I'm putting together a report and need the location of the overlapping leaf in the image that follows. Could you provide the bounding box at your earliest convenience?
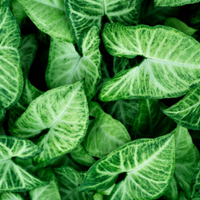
[100,23,200,101]
[17,0,74,42]
[0,192,24,200]
[154,0,200,7]
[79,133,175,200]
[191,161,200,199]
[9,81,89,164]
[46,26,101,100]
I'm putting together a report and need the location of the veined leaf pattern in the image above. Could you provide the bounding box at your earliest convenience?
[79,133,175,200]
[154,0,200,7]
[191,161,200,199]
[100,23,200,101]
[0,192,24,200]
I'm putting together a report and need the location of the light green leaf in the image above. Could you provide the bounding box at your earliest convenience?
[162,86,200,130]
[154,0,200,7]
[70,144,96,167]
[10,81,88,164]
[46,26,101,100]
[93,193,103,200]
[9,79,43,127]
[0,7,23,119]
[17,0,74,42]
[65,0,141,42]
[0,136,46,192]
[133,99,176,138]
[191,161,200,200]
[54,166,93,200]
[20,34,38,78]
[84,101,131,158]
[165,17,197,36]
[0,192,24,200]
[173,126,199,198]
[163,177,179,200]
[29,168,61,200]
[100,23,200,101]
[79,133,175,200]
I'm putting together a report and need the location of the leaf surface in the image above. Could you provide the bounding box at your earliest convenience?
[100,23,200,101]
[0,192,24,200]
[191,161,200,200]
[154,0,200,7]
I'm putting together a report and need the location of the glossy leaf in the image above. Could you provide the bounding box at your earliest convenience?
[29,168,61,200]
[17,0,74,42]
[65,0,141,42]
[46,26,101,100]
[0,136,46,192]
[133,99,176,138]
[84,102,131,158]
[100,23,200,101]
[0,7,23,119]
[10,81,89,164]
[0,192,24,200]
[163,86,200,130]
[191,161,200,200]
[54,166,93,200]
[79,133,175,200]
[154,0,200,7]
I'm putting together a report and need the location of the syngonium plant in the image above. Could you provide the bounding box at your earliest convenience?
[0,0,200,199]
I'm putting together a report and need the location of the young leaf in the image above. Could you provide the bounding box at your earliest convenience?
[164,17,197,36]
[0,136,46,192]
[54,166,93,200]
[133,99,176,138]
[65,0,141,42]
[154,0,200,7]
[29,168,61,200]
[84,102,131,158]
[0,192,24,200]
[79,133,175,200]
[191,161,200,199]
[9,79,43,127]
[100,23,200,101]
[17,0,74,42]
[162,86,200,130]
[46,26,101,100]
[10,81,89,164]
[0,6,23,120]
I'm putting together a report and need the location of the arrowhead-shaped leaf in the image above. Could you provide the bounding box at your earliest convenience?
[154,0,200,7]
[10,81,89,164]
[79,133,175,200]
[162,86,200,130]
[100,23,200,101]
[0,7,23,119]
[46,26,101,100]
[17,0,74,42]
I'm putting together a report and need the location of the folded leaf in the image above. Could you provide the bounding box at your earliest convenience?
[79,133,175,200]
[54,166,93,200]
[46,26,101,100]
[84,102,131,158]
[29,168,61,200]
[17,0,74,42]
[10,81,88,164]
[163,86,200,130]
[100,23,200,101]
[65,0,141,42]
[0,6,23,119]
[0,192,24,200]
[191,161,200,200]
[154,0,200,7]
[0,136,46,192]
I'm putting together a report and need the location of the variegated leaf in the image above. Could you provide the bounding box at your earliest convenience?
[154,0,200,7]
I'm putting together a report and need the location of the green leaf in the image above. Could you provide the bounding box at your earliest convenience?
[9,79,43,127]
[173,126,199,198]
[46,26,101,100]
[0,192,24,200]
[70,144,96,167]
[163,177,179,200]
[79,133,175,200]
[191,161,200,200]
[154,0,200,7]
[54,166,93,200]
[10,81,88,164]
[84,101,131,158]
[65,0,141,42]
[0,7,23,119]
[20,34,38,78]
[0,136,46,192]
[164,17,197,36]
[133,99,176,138]
[162,86,200,130]
[17,0,74,42]
[113,57,132,74]
[29,168,61,200]
[93,193,103,200]
[100,23,200,101]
